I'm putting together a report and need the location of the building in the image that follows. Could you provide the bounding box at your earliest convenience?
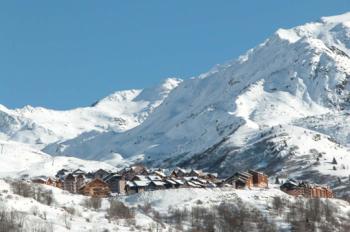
[79,179,111,198]
[147,181,166,191]
[152,170,167,179]
[104,174,126,194]
[189,169,204,177]
[45,177,56,187]
[75,174,85,191]
[32,177,48,185]
[249,170,269,188]
[225,172,254,189]
[55,179,64,189]
[170,168,189,178]
[119,165,149,181]
[126,180,149,194]
[280,180,334,198]
[64,174,77,193]
[94,169,110,179]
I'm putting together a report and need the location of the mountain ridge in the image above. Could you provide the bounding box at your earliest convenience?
[2,13,350,196]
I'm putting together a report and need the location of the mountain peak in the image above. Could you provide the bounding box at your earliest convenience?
[321,11,350,23]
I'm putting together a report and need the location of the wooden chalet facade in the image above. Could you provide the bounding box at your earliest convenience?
[119,165,149,181]
[225,172,254,189]
[79,179,111,198]
[280,180,334,198]
[249,170,268,188]
[225,170,269,189]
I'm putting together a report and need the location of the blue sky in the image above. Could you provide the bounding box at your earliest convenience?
[0,1,348,109]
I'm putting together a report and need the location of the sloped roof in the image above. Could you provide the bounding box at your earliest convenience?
[186,181,201,187]
[171,178,184,185]
[151,181,165,186]
[126,181,135,188]
[147,175,162,181]
[165,179,177,185]
[104,173,122,182]
[134,180,150,187]
[153,171,166,178]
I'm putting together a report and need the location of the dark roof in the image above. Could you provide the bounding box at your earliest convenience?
[65,174,75,180]
[73,169,86,175]
[248,169,267,176]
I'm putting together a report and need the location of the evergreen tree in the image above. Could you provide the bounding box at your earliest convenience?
[275,177,280,185]
[332,157,338,165]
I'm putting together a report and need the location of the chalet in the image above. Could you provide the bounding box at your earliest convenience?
[190,169,204,177]
[79,179,111,198]
[46,177,55,186]
[119,165,149,181]
[225,172,254,189]
[147,175,163,182]
[280,179,300,196]
[249,170,268,188]
[170,168,188,178]
[76,174,85,190]
[184,181,202,188]
[94,169,110,179]
[55,179,64,189]
[206,173,219,181]
[64,174,77,193]
[32,177,47,185]
[172,178,185,187]
[164,179,178,189]
[152,170,167,179]
[125,181,137,194]
[147,181,166,191]
[104,174,126,194]
[126,180,149,194]
[280,180,334,198]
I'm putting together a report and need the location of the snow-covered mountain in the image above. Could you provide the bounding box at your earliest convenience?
[2,12,350,196]
[0,78,182,149]
[42,12,350,194]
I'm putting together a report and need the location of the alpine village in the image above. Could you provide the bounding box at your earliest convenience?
[30,165,334,199]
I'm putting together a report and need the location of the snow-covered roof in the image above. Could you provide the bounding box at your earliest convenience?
[151,181,165,186]
[165,179,177,185]
[147,175,162,181]
[153,171,166,178]
[134,175,149,181]
[186,181,200,187]
[183,176,198,181]
[104,173,122,182]
[134,180,150,187]
[196,178,207,184]
[126,181,135,187]
[171,178,184,185]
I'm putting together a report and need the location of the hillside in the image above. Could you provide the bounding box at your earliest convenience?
[40,12,350,196]
[0,140,118,178]
[0,180,349,231]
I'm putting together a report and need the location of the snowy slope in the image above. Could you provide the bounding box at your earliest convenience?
[0,78,181,149]
[47,11,350,182]
[0,140,118,178]
[1,181,348,232]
